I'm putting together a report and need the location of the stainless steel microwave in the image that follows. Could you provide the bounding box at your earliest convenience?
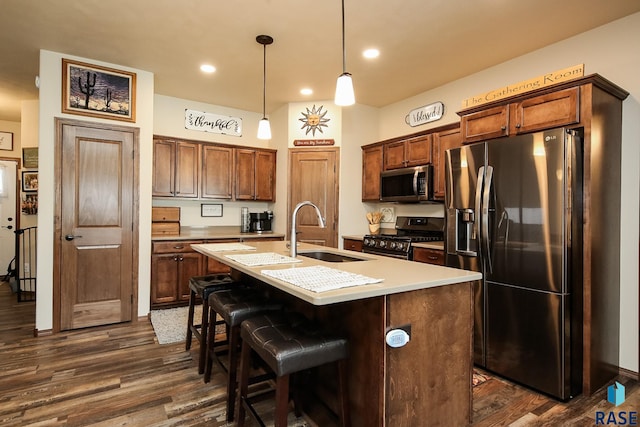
[380,165,433,202]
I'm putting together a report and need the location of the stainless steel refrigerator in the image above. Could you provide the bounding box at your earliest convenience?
[445,127,583,400]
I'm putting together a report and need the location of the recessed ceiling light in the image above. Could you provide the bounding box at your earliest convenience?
[200,64,216,73]
[300,88,313,95]
[363,48,380,59]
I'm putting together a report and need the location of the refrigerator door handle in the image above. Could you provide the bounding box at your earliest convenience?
[483,165,494,273]
[474,166,484,255]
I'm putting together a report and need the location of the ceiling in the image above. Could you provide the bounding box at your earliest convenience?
[1,0,639,122]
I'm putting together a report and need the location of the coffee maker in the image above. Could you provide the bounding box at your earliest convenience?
[249,211,273,233]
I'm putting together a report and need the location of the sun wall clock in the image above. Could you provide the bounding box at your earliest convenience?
[299,104,330,136]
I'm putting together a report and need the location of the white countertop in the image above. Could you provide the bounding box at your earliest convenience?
[192,241,481,306]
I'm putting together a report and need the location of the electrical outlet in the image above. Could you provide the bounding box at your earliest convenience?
[24,263,29,274]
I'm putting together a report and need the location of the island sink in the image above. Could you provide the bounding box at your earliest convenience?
[298,251,366,263]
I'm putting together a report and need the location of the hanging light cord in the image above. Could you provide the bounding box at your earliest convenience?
[262,43,267,118]
[341,0,347,74]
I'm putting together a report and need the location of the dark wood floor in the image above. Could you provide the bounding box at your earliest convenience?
[0,282,637,426]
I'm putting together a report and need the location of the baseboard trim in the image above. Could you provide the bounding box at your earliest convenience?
[619,366,639,381]
[35,328,53,337]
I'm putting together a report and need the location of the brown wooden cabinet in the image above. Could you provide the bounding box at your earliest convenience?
[152,137,199,198]
[412,247,444,265]
[343,238,363,252]
[362,145,383,201]
[432,126,462,200]
[235,148,276,201]
[201,145,233,199]
[151,240,204,308]
[384,134,432,170]
[460,87,579,143]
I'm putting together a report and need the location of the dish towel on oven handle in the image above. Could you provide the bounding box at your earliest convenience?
[261,265,383,293]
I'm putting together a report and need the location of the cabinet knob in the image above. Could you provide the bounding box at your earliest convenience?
[501,126,507,131]
[515,124,521,129]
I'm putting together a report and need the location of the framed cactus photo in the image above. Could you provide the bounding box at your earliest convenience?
[62,59,136,122]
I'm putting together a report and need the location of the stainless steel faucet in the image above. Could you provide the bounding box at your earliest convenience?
[290,201,326,257]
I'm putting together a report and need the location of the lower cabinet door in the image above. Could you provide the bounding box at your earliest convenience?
[178,252,204,302]
[151,254,180,305]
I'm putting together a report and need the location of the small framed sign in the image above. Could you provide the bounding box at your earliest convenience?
[0,131,13,151]
[23,147,38,168]
[201,203,223,217]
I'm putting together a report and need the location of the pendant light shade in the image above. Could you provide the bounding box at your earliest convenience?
[257,117,272,140]
[256,35,273,140]
[335,0,355,106]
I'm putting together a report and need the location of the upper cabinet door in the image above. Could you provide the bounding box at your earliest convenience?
[254,150,276,201]
[432,128,461,200]
[174,141,199,198]
[405,134,432,167]
[461,105,509,144]
[152,138,175,197]
[235,149,256,200]
[513,87,579,134]
[201,145,233,199]
[362,145,383,201]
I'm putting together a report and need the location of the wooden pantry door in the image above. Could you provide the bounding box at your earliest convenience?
[55,119,139,331]
[288,148,339,247]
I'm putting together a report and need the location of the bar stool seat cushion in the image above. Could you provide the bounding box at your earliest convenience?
[209,288,282,327]
[189,274,236,299]
[241,312,348,377]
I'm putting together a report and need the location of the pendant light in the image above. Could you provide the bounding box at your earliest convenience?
[257,34,273,139]
[334,0,355,106]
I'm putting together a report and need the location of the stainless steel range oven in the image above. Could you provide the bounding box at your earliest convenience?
[362,216,444,260]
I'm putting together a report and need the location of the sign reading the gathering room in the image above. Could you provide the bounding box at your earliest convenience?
[184,109,242,137]
[461,64,585,108]
[405,101,444,127]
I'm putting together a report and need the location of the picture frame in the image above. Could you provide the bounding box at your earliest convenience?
[201,203,223,217]
[62,58,136,122]
[22,171,38,192]
[22,147,38,168]
[0,131,13,151]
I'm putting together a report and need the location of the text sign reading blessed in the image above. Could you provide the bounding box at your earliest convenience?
[461,64,585,109]
[405,101,444,127]
[185,109,242,136]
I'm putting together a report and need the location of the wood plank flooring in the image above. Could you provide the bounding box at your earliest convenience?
[0,281,637,426]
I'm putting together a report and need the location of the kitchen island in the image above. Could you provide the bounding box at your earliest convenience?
[192,241,482,426]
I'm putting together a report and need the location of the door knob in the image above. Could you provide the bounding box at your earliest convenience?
[65,235,83,241]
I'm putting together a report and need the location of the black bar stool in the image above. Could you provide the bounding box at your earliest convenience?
[185,274,236,374]
[237,312,350,427]
[205,287,283,422]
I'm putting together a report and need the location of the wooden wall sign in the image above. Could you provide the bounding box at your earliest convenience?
[185,109,242,137]
[293,139,335,146]
[461,64,585,109]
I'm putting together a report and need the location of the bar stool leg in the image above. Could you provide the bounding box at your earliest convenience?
[225,325,241,422]
[237,340,252,427]
[197,297,210,374]
[274,374,290,427]
[337,359,351,427]
[185,289,196,351]
[203,305,217,383]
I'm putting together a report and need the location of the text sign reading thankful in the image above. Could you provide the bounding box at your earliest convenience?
[405,101,444,127]
[461,64,585,108]
[185,109,242,137]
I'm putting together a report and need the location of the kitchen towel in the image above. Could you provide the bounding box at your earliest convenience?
[261,265,383,292]
[198,243,256,252]
[224,252,301,266]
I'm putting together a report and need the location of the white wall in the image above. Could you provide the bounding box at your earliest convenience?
[37,50,155,328]
[374,13,640,372]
